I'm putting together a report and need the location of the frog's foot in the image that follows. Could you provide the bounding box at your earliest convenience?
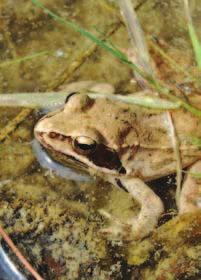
[102,177,164,240]
[99,209,132,240]
[179,161,201,213]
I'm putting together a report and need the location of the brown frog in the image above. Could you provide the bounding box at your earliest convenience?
[34,86,201,239]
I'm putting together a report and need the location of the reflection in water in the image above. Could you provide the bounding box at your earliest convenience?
[32,139,91,182]
[0,246,26,280]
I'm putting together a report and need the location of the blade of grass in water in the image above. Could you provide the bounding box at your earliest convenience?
[187,136,201,148]
[0,51,49,68]
[90,92,181,109]
[0,91,180,110]
[31,0,158,89]
[189,172,201,179]
[184,0,201,68]
[31,0,201,118]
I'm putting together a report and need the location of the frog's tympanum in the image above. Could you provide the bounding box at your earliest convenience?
[34,87,201,240]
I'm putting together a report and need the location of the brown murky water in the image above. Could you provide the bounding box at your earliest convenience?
[0,0,201,279]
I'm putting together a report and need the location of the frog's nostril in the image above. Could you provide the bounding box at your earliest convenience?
[49,132,58,138]
[119,166,126,174]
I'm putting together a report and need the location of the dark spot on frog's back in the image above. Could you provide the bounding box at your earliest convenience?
[88,144,125,173]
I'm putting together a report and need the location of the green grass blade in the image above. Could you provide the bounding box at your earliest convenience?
[0,51,49,68]
[187,136,201,148]
[184,0,201,68]
[188,24,201,68]
[189,172,201,179]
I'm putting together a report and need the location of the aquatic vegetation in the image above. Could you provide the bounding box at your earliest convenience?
[117,0,153,87]
[188,171,201,179]
[184,0,201,68]
[0,0,201,117]
[128,211,201,279]
[187,136,201,148]
[0,51,49,68]
[30,0,201,119]
[0,90,181,110]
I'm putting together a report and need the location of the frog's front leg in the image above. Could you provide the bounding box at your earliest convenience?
[179,161,201,213]
[101,177,164,240]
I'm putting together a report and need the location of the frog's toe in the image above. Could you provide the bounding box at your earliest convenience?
[100,223,132,240]
[99,211,146,241]
[99,209,132,239]
[100,221,146,241]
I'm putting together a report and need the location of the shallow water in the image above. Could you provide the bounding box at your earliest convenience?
[0,0,201,279]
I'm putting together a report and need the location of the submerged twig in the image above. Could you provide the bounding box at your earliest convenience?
[166,112,182,208]
[0,109,31,142]
[0,224,44,280]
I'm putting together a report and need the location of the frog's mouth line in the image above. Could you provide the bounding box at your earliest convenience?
[35,132,127,175]
[35,132,89,171]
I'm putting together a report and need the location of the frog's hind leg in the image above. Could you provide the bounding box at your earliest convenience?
[179,161,201,213]
[101,177,164,240]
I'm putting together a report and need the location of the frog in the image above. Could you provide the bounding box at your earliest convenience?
[34,83,201,240]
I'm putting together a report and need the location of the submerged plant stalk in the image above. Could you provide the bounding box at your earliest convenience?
[0,92,66,109]
[117,0,153,76]
[0,91,181,110]
[166,112,182,208]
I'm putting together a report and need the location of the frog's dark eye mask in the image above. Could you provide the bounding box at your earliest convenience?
[88,143,126,174]
[47,132,126,175]
[73,136,126,174]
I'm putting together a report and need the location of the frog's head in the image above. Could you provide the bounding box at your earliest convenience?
[34,93,139,177]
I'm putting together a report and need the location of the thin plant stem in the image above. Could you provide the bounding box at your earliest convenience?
[166,112,182,208]
[0,51,49,68]
[0,224,44,280]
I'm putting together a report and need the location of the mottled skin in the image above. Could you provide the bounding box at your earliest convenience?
[34,87,201,239]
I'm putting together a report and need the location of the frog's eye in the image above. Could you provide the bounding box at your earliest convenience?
[65,92,79,104]
[73,136,97,155]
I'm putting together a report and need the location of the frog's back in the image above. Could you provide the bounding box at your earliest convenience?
[128,95,201,181]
